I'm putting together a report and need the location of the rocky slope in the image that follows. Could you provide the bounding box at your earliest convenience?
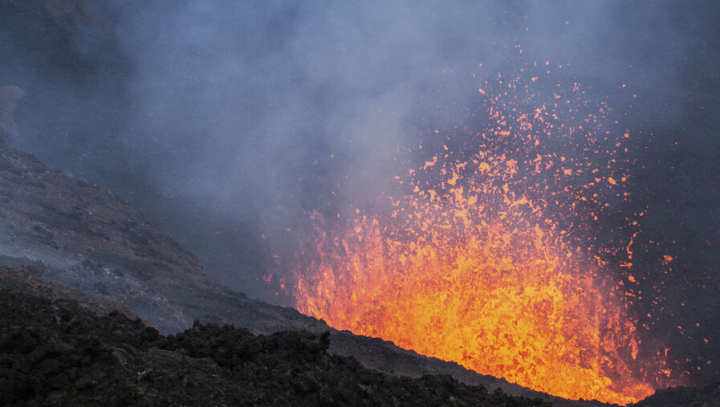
[10,259,716,407]
[0,145,567,403]
[0,284,550,407]
[0,146,325,335]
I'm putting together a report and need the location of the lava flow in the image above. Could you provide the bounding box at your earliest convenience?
[293,71,671,404]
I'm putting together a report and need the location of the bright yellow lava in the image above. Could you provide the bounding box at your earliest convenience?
[293,72,670,404]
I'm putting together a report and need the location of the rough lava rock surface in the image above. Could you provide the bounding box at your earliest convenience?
[0,283,551,407]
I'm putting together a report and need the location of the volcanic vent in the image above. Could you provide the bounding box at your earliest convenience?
[291,71,676,405]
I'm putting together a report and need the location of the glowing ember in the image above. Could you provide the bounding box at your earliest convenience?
[292,71,670,404]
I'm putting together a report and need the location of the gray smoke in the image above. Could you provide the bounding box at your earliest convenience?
[2,0,717,298]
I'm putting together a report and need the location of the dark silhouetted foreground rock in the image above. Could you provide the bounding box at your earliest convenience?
[0,286,550,407]
[634,383,720,407]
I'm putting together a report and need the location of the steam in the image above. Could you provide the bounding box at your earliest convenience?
[0,1,707,297]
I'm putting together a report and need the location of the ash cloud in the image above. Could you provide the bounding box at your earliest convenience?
[2,0,717,300]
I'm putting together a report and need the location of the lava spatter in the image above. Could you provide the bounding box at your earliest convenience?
[293,70,672,404]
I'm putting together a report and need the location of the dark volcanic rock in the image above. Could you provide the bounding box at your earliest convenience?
[634,383,720,407]
[0,286,550,407]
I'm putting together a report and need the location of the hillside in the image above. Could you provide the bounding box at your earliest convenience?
[0,282,550,407]
[0,145,569,403]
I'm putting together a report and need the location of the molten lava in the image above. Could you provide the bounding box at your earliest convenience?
[293,72,670,404]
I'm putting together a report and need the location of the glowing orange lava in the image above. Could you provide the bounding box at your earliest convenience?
[293,72,670,404]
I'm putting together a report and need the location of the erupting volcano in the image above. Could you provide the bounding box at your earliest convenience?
[293,70,675,405]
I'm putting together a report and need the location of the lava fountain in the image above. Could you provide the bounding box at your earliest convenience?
[292,71,672,404]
